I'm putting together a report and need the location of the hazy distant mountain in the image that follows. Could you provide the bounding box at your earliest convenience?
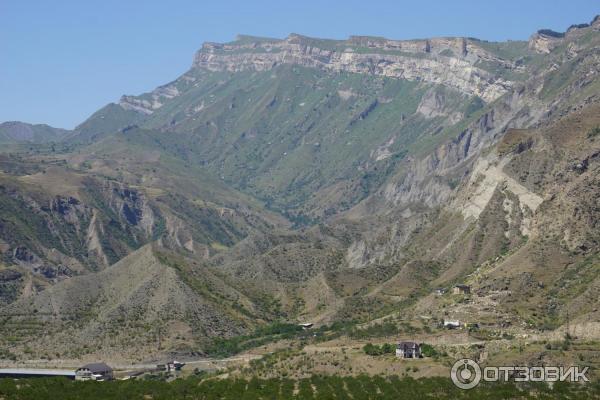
[0,121,70,143]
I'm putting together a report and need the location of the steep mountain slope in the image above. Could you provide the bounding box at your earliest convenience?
[64,18,599,223]
[0,135,285,305]
[195,18,600,328]
[467,104,600,331]
[0,245,258,361]
[78,66,470,219]
[383,101,600,339]
[337,17,600,266]
[67,32,539,219]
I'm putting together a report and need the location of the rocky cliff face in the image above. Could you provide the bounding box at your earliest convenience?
[119,84,180,115]
[529,15,600,54]
[378,17,600,211]
[0,177,160,278]
[329,18,600,272]
[192,34,518,102]
[528,31,565,54]
[89,16,600,227]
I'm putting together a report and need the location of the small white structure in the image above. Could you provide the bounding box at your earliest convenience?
[167,360,185,372]
[453,285,471,295]
[443,320,462,329]
[299,323,313,330]
[158,361,185,372]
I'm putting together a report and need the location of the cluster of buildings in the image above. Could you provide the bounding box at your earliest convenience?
[393,284,475,358]
[156,360,185,372]
[1,284,474,375]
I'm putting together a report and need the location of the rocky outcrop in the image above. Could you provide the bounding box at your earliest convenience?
[12,245,73,280]
[192,34,517,102]
[0,178,162,280]
[378,23,600,210]
[457,154,543,237]
[119,96,158,115]
[86,210,109,267]
[416,87,464,123]
[528,30,564,54]
[119,83,180,115]
[529,15,600,53]
[104,183,156,236]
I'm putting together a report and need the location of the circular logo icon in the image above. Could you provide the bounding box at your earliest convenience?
[451,358,482,389]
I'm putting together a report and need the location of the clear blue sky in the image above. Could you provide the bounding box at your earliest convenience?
[1,0,598,129]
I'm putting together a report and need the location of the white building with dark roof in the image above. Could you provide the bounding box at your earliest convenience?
[75,362,113,381]
[396,341,421,358]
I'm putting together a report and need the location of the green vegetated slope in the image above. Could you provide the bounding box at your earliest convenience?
[67,23,599,221]
[70,103,147,143]
[78,65,469,219]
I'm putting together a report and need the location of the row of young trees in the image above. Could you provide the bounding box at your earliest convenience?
[0,375,597,399]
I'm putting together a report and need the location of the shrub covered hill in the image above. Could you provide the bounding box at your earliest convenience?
[0,16,600,363]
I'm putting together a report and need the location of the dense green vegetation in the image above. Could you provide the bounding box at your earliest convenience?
[1,376,598,399]
[205,322,305,357]
[588,126,600,139]
[205,319,433,358]
[362,342,395,356]
[204,319,424,358]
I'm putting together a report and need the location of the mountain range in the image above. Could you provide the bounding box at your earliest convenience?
[1,15,599,367]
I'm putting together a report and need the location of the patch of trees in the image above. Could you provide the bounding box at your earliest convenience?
[362,342,395,356]
[1,375,598,399]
